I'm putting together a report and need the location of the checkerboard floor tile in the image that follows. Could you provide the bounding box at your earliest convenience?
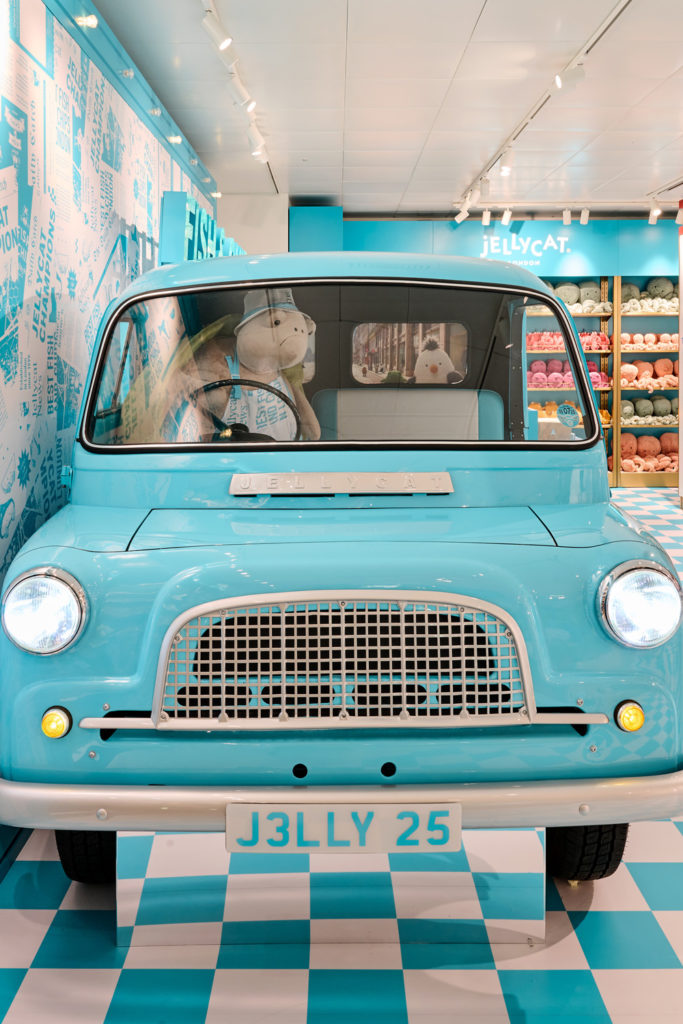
[1,490,682,1021]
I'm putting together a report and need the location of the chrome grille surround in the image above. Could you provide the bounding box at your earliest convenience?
[151,591,536,730]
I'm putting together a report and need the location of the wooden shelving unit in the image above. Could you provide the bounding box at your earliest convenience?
[612,278,679,488]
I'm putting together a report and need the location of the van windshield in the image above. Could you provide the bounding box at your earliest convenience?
[86,282,598,447]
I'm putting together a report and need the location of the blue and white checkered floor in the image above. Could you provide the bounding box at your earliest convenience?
[0,487,682,1023]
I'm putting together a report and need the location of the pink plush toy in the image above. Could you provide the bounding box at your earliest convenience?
[654,358,673,378]
[621,433,637,458]
[532,372,547,386]
[530,360,547,374]
[621,364,638,383]
[637,435,661,458]
[621,333,631,344]
[563,371,574,385]
[661,433,678,455]
[589,371,601,387]
[635,361,653,378]
[633,333,644,345]
[547,372,564,387]
[586,361,599,374]
[547,359,563,375]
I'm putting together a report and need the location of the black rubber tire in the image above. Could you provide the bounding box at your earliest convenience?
[55,830,116,884]
[546,823,629,881]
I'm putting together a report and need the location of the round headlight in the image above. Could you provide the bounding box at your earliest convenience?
[2,569,87,654]
[600,563,682,648]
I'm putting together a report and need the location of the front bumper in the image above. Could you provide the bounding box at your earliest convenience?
[2,768,683,831]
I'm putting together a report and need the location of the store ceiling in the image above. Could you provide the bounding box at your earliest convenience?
[91,0,683,217]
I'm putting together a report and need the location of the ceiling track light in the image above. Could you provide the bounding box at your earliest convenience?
[202,11,233,52]
[481,209,491,226]
[247,125,266,158]
[649,201,662,225]
[562,209,572,226]
[554,64,586,91]
[580,208,590,225]
[499,148,513,177]
[454,208,469,224]
[501,208,512,226]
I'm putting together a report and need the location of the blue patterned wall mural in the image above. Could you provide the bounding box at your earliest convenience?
[0,0,213,576]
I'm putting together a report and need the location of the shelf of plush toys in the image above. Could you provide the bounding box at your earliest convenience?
[610,275,680,486]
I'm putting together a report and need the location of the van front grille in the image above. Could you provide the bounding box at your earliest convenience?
[158,595,530,729]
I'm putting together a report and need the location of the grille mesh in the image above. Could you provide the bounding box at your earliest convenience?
[160,597,527,727]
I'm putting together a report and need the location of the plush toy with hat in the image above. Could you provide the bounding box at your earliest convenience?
[190,288,320,441]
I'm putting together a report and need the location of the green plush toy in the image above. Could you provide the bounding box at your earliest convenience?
[621,400,634,420]
[652,398,672,417]
[579,281,600,304]
[672,397,679,415]
[635,399,654,417]
[647,277,675,299]
[621,282,640,302]
[554,283,580,305]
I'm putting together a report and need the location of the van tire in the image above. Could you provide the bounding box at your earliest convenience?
[55,830,116,884]
[546,823,629,881]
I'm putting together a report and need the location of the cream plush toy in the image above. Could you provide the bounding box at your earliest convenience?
[410,339,463,384]
[191,288,320,441]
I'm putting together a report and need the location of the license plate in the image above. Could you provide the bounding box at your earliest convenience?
[226,803,462,853]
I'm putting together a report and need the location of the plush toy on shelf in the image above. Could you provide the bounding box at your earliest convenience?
[620,278,680,315]
[620,359,678,391]
[619,429,678,473]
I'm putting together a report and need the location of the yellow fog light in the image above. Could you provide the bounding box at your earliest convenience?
[41,708,72,739]
[615,701,645,732]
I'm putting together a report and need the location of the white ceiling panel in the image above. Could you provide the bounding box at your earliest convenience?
[473,0,617,43]
[345,78,450,110]
[93,0,683,214]
[346,43,463,80]
[215,0,347,44]
[347,0,483,43]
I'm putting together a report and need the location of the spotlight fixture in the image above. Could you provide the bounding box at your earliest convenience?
[482,209,491,226]
[202,11,233,52]
[648,199,662,225]
[120,68,135,79]
[676,209,683,226]
[75,14,98,28]
[247,125,265,158]
[580,208,590,225]
[246,99,256,113]
[149,107,162,117]
[554,65,586,91]
[562,209,571,226]
[167,135,182,145]
[499,149,513,177]
[501,208,512,226]
[454,208,469,224]
[210,191,222,199]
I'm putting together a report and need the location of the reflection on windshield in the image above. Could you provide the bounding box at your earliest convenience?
[88,283,594,447]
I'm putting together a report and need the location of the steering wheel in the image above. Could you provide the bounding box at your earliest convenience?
[191,378,302,442]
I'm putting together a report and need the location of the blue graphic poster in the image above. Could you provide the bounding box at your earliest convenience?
[0,0,212,574]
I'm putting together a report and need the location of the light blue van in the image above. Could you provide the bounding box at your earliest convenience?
[1,252,681,883]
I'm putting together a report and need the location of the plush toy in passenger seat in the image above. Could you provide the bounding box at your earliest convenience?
[409,339,463,384]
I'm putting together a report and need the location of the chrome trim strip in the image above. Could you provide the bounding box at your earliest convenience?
[229,471,454,496]
[150,589,537,729]
[79,710,608,732]
[0,770,680,831]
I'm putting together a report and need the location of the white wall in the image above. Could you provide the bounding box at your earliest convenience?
[217,194,289,255]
